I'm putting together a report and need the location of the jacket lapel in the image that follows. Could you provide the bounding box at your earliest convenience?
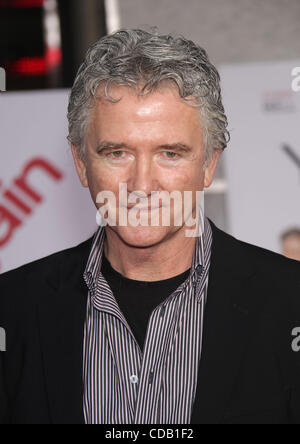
[35,238,92,424]
[191,221,262,424]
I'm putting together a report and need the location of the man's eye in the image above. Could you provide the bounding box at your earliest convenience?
[163,151,180,160]
[108,151,125,159]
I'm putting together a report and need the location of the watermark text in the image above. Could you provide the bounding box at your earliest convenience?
[0,67,6,92]
[95,183,205,237]
[291,327,300,352]
[291,67,300,92]
[0,327,6,352]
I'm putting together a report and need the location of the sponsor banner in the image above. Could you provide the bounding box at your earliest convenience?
[221,60,300,253]
[0,90,96,274]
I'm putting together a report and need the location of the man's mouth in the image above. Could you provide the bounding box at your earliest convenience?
[126,204,162,211]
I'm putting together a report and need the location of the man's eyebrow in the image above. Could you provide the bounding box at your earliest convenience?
[97,141,131,152]
[158,143,193,153]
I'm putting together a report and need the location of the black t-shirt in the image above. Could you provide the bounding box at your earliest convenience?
[101,254,191,351]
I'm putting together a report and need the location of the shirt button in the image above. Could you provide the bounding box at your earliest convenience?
[130,375,139,384]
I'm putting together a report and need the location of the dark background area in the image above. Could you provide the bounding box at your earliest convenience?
[0,0,107,91]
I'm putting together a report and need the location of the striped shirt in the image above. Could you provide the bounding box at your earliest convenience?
[83,217,213,424]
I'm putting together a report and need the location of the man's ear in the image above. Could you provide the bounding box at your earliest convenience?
[204,149,222,188]
[71,145,88,188]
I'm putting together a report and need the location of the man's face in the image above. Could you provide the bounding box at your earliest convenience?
[72,84,220,248]
[282,235,300,261]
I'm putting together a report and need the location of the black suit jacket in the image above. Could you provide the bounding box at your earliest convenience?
[0,220,300,424]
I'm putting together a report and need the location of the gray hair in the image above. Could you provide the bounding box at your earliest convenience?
[67,28,230,161]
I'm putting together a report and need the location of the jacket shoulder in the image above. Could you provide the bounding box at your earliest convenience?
[209,219,300,327]
[0,237,93,292]
[236,234,300,277]
[209,219,300,277]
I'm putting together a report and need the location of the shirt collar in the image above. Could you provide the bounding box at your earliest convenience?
[84,216,212,290]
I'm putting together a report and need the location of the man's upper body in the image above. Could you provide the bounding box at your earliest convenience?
[0,218,300,424]
[1,28,300,424]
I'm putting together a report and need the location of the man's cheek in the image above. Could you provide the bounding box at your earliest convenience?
[87,167,111,190]
[175,173,202,191]
[164,170,194,190]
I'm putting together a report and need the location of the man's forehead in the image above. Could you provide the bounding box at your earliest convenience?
[94,81,196,107]
[86,83,204,148]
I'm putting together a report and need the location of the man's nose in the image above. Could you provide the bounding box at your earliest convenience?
[127,156,160,197]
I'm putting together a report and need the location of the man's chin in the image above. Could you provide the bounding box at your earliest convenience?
[107,225,176,248]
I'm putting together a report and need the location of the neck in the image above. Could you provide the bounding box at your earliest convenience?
[103,227,197,281]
